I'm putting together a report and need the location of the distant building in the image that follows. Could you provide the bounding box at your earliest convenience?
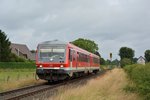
[137,56,145,65]
[10,43,35,61]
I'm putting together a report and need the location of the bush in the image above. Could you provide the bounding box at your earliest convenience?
[100,58,105,65]
[120,58,132,67]
[124,63,150,100]
[0,62,35,69]
[10,53,26,62]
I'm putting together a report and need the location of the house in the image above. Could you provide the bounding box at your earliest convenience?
[137,56,145,65]
[10,43,35,61]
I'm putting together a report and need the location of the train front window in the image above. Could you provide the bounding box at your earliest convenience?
[39,47,65,62]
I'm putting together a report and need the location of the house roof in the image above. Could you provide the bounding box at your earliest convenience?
[10,43,35,60]
[138,56,145,60]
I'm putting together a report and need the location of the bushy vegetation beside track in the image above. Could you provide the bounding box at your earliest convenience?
[124,63,150,100]
[0,62,35,69]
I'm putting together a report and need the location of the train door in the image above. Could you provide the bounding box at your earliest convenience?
[88,55,90,68]
[72,50,76,69]
[69,49,77,69]
[69,49,73,69]
[77,52,79,69]
[90,55,92,72]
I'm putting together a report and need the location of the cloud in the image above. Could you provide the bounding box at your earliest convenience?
[0,0,150,59]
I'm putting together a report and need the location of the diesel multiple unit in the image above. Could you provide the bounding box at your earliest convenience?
[36,40,100,82]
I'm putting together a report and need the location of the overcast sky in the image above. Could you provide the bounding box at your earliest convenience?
[0,0,150,60]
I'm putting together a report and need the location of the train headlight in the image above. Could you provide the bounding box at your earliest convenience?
[60,65,64,68]
[39,65,43,68]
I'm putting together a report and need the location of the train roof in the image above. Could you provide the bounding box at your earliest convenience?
[39,40,67,45]
[38,40,99,58]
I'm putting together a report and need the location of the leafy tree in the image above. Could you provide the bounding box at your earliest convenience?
[0,30,11,62]
[72,38,99,53]
[120,58,132,67]
[94,51,105,65]
[145,50,150,62]
[100,57,105,65]
[94,51,101,57]
[111,59,120,66]
[105,59,111,65]
[30,50,36,53]
[119,47,135,60]
[133,57,138,64]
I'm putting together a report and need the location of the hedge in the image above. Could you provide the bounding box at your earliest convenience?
[0,62,36,69]
[124,63,150,100]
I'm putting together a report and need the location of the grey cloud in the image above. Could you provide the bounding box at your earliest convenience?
[0,0,150,59]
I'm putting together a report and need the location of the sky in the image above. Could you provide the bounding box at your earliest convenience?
[0,0,150,60]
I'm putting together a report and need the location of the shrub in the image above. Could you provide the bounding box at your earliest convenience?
[10,53,26,62]
[145,50,150,62]
[124,63,150,100]
[0,62,35,69]
[120,58,132,67]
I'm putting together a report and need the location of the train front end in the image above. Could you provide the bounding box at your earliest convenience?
[36,41,69,82]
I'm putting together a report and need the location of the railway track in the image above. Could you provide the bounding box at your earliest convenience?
[0,70,108,100]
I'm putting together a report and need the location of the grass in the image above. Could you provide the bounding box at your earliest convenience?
[0,69,35,83]
[0,62,36,86]
[0,62,46,92]
[51,68,141,100]
[0,78,44,92]
[0,68,45,92]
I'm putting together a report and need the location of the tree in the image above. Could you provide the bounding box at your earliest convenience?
[94,51,101,57]
[119,47,135,60]
[0,30,11,62]
[105,59,111,65]
[111,59,120,66]
[133,57,138,64]
[30,50,36,53]
[120,58,132,67]
[94,51,106,65]
[71,38,99,53]
[145,50,150,62]
[100,57,105,65]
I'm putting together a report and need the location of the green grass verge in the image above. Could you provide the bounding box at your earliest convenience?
[124,63,150,100]
[0,62,37,92]
[0,68,36,92]
[0,69,35,82]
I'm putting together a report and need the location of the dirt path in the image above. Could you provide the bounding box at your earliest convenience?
[51,68,142,100]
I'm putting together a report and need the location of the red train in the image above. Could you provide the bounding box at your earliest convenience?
[36,40,100,82]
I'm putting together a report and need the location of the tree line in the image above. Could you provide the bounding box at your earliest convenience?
[72,38,150,67]
[1,29,150,65]
[119,47,150,67]
[0,30,26,62]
